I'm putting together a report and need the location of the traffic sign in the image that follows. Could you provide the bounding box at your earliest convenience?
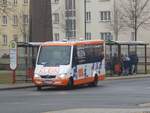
[9,41,17,70]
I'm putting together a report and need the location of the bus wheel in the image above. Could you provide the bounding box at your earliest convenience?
[66,77,74,90]
[37,86,42,91]
[89,75,98,87]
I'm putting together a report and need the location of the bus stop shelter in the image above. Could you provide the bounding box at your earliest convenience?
[106,40,149,74]
[15,42,42,83]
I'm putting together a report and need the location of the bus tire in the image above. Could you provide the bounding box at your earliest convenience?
[37,86,42,91]
[66,77,74,90]
[89,75,98,87]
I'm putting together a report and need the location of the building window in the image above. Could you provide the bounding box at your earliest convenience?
[14,0,17,4]
[53,13,59,24]
[2,16,7,25]
[2,35,7,46]
[65,0,75,10]
[24,0,28,4]
[65,11,76,17]
[66,31,76,38]
[54,0,59,4]
[100,32,112,40]
[66,19,76,31]
[99,0,110,2]
[66,19,76,38]
[13,34,18,42]
[86,32,91,40]
[86,0,91,2]
[2,0,7,5]
[23,15,28,24]
[100,11,111,22]
[86,12,91,23]
[54,33,59,41]
[13,15,18,25]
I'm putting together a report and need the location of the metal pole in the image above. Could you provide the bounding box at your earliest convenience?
[128,45,130,55]
[114,0,117,41]
[25,47,28,82]
[12,70,16,84]
[84,0,86,40]
[145,45,147,74]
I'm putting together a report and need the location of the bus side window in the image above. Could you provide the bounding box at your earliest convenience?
[72,46,77,67]
[76,46,86,65]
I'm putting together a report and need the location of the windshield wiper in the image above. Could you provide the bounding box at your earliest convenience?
[40,62,48,66]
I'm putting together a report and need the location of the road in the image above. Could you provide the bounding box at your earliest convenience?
[0,78,150,113]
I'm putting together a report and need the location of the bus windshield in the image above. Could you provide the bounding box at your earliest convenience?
[37,46,71,66]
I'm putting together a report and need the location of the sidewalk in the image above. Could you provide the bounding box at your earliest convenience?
[106,74,150,80]
[44,108,150,113]
[0,74,150,90]
[0,83,34,90]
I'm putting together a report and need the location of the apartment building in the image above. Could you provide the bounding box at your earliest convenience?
[52,0,150,43]
[51,0,66,41]
[0,0,30,56]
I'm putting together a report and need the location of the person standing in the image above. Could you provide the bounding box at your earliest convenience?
[113,53,122,75]
[132,52,139,74]
[122,54,130,75]
[112,53,118,74]
[129,52,138,74]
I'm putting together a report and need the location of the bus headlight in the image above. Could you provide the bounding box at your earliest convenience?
[60,74,66,78]
[59,74,69,79]
[34,74,40,78]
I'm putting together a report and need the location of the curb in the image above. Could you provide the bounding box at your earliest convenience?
[106,75,150,80]
[0,85,35,91]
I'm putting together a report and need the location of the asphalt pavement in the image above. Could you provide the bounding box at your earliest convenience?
[0,74,150,90]
[1,78,150,113]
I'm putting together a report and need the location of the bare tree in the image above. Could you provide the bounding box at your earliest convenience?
[113,0,125,41]
[108,0,125,41]
[0,0,28,42]
[0,0,15,15]
[119,0,150,41]
[17,10,29,42]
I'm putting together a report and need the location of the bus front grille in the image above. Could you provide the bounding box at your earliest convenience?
[40,75,56,79]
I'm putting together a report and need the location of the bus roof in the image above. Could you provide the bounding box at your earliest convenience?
[41,40,104,46]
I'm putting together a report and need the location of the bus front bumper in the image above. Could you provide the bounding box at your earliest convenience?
[33,77,69,87]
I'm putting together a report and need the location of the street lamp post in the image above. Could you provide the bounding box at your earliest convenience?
[84,0,86,40]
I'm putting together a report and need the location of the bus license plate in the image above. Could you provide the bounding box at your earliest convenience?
[44,80,53,84]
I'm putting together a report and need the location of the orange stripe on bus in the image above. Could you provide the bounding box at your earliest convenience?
[34,75,105,86]
[43,43,73,46]
[99,74,105,80]
[74,75,105,85]
[74,77,94,85]
[74,41,104,46]
[42,40,104,46]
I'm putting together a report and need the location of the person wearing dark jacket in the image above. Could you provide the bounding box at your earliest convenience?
[129,52,138,74]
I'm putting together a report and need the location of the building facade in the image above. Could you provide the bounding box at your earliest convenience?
[0,0,30,56]
[0,0,53,56]
[52,0,150,44]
